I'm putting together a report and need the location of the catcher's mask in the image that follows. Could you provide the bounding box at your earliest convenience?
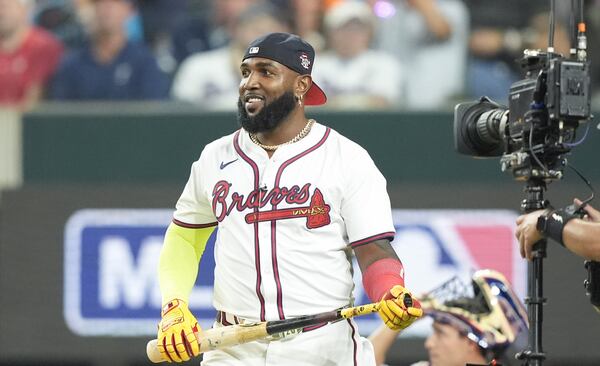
[420,270,529,360]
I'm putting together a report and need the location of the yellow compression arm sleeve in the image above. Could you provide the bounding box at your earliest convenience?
[159,222,216,305]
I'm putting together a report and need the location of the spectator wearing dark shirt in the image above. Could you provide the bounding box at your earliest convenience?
[0,0,64,110]
[50,0,169,100]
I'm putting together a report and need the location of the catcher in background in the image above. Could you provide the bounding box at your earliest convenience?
[369,270,529,366]
[156,32,422,365]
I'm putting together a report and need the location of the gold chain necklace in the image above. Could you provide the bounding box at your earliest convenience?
[249,119,315,151]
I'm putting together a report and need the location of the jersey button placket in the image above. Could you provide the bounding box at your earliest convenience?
[259,160,276,195]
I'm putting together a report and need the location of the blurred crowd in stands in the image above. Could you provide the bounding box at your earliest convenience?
[1,0,599,111]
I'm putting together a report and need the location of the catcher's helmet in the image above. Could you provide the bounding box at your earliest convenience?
[420,269,529,359]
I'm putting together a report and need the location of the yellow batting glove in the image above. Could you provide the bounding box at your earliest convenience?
[157,299,201,362]
[378,285,423,331]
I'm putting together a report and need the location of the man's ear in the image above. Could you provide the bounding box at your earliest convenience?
[295,75,312,98]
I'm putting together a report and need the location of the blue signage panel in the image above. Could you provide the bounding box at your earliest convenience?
[64,210,216,335]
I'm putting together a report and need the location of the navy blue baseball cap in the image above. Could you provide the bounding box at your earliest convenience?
[242,32,327,106]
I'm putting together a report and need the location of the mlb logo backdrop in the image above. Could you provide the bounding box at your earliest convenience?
[63,209,525,337]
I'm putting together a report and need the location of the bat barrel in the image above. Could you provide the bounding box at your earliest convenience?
[266,310,340,335]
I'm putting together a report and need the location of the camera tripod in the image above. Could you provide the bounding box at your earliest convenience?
[516,179,550,366]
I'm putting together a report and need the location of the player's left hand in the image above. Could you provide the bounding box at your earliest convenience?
[378,285,423,331]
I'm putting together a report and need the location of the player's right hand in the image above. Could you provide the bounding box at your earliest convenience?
[378,285,423,331]
[157,299,201,362]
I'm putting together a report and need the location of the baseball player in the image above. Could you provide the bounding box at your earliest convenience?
[156,32,422,365]
[369,270,529,366]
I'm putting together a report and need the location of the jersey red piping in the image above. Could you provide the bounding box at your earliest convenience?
[349,231,396,249]
[233,129,266,322]
[347,319,358,366]
[172,219,217,228]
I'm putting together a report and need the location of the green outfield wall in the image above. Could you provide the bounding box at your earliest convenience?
[22,103,600,185]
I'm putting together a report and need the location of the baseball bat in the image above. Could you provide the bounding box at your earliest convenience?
[147,301,388,363]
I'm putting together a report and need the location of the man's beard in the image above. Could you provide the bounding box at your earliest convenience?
[237,91,297,134]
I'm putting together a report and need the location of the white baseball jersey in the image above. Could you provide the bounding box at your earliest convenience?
[173,121,395,321]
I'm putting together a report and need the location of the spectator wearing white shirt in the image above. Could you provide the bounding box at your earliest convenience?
[312,1,404,109]
[372,0,469,110]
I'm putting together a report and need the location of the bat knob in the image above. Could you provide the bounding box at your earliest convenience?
[146,339,165,363]
[403,294,413,308]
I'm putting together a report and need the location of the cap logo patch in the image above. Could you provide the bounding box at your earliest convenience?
[299,53,311,69]
[249,47,259,54]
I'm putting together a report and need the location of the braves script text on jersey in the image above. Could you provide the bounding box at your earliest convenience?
[173,122,395,365]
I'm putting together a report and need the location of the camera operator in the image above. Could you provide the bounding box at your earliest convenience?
[516,198,600,261]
